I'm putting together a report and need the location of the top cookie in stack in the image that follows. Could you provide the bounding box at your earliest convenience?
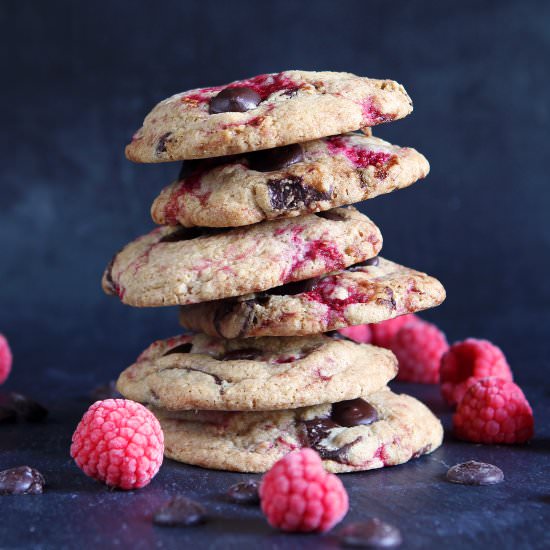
[106,71,445,473]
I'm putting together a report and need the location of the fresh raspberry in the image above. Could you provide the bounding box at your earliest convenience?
[70,399,164,490]
[453,377,534,444]
[338,324,372,343]
[440,339,513,406]
[0,334,12,385]
[369,314,420,349]
[259,449,348,533]
[392,320,448,383]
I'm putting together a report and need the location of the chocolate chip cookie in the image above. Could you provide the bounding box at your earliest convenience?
[116,333,397,411]
[151,134,429,227]
[102,207,382,307]
[178,258,445,338]
[126,71,412,162]
[152,389,443,473]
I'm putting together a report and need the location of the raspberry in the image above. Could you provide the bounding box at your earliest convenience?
[453,377,534,444]
[70,399,164,490]
[0,334,12,385]
[259,449,348,533]
[369,314,419,349]
[338,324,372,343]
[392,320,448,383]
[440,339,513,406]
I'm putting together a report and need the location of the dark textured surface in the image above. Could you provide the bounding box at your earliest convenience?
[0,0,549,548]
[0,384,548,549]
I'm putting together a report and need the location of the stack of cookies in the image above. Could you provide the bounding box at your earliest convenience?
[105,71,445,473]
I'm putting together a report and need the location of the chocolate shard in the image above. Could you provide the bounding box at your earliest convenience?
[268,176,330,211]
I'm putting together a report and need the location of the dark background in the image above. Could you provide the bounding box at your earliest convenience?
[1,0,549,392]
[0,1,549,548]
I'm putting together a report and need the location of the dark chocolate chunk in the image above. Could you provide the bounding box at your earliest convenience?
[446,461,504,486]
[348,257,380,271]
[164,343,193,356]
[331,398,379,427]
[338,519,402,548]
[0,393,48,423]
[301,418,362,463]
[226,479,260,504]
[0,466,45,495]
[153,496,206,527]
[156,131,172,155]
[219,349,261,361]
[268,176,329,211]
[209,87,261,114]
[90,381,121,401]
[248,144,304,172]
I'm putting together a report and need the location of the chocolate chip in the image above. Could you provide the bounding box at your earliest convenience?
[248,144,304,172]
[338,519,402,548]
[331,398,379,427]
[164,342,193,356]
[0,466,45,495]
[226,480,260,504]
[301,418,362,463]
[348,257,380,271]
[0,393,48,423]
[156,131,172,155]
[219,349,261,361]
[209,87,262,114]
[90,381,121,401]
[446,461,504,486]
[153,496,206,527]
[268,176,329,211]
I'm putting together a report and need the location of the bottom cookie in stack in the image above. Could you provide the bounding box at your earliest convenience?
[116,333,443,473]
[153,389,442,473]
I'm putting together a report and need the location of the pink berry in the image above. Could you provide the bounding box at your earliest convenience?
[338,324,372,343]
[369,314,420,349]
[259,449,348,533]
[453,377,534,444]
[0,334,13,385]
[440,339,513,406]
[70,399,164,490]
[392,320,449,383]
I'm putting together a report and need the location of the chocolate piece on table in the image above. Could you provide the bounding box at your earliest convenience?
[446,461,504,486]
[0,466,45,495]
[338,518,402,548]
[226,480,260,504]
[153,496,207,527]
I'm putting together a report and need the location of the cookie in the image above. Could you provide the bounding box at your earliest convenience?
[178,257,446,338]
[116,333,397,411]
[151,134,429,227]
[125,71,413,162]
[102,207,382,307]
[153,389,443,473]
